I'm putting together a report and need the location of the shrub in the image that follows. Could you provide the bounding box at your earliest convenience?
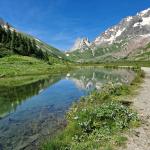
[0,47,13,58]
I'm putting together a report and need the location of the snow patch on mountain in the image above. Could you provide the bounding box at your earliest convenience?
[133,16,150,28]
[126,16,133,22]
[116,28,126,37]
[93,8,150,47]
[138,8,150,16]
[69,7,150,60]
[94,27,126,45]
[133,22,140,27]
[140,17,150,26]
[140,33,150,37]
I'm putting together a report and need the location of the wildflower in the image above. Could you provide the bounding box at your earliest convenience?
[74,116,79,120]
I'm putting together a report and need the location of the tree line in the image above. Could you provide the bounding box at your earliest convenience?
[0,23,48,60]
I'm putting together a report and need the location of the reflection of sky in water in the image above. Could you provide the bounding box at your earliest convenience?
[0,67,136,150]
[0,79,90,150]
[15,79,87,113]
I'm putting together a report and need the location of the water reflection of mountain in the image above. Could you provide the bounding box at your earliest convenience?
[0,75,62,118]
[0,67,136,150]
[0,68,135,118]
[67,67,135,91]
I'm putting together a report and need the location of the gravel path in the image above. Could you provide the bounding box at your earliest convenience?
[120,67,150,150]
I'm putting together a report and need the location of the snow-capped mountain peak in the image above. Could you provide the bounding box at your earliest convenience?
[93,8,150,46]
[68,8,150,62]
[126,16,133,22]
[137,8,150,17]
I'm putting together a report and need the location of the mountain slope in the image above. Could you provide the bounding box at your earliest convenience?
[67,8,150,62]
[0,18,67,62]
[22,33,67,60]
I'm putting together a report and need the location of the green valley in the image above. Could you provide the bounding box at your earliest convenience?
[0,5,150,150]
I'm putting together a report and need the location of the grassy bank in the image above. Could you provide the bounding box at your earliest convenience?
[0,55,71,87]
[0,55,71,77]
[42,68,144,150]
[76,61,150,67]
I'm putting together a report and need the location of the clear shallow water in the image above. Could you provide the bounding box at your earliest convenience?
[0,67,136,150]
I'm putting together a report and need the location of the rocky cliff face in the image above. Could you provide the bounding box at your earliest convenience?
[70,37,91,52]
[68,8,150,62]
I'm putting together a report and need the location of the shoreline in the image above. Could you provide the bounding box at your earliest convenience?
[42,67,144,150]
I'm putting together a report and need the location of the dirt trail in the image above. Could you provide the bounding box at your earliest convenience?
[120,67,150,150]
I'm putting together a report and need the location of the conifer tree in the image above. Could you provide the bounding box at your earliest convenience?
[0,24,48,60]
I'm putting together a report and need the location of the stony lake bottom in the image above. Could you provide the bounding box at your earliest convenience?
[0,67,136,150]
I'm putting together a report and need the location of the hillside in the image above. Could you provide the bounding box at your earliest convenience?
[0,18,71,85]
[22,32,67,61]
[66,8,150,63]
[0,18,67,64]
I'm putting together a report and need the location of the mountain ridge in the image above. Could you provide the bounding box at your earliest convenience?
[0,18,67,62]
[67,8,150,62]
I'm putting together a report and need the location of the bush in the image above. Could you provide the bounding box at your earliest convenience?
[43,101,138,150]
[43,85,139,150]
[0,47,13,58]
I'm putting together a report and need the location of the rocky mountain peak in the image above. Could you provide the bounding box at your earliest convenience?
[70,37,91,51]
[93,8,150,46]
[137,8,150,17]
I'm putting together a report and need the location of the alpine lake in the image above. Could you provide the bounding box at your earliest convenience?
[0,67,136,150]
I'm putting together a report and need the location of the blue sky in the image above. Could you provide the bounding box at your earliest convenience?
[0,0,150,51]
